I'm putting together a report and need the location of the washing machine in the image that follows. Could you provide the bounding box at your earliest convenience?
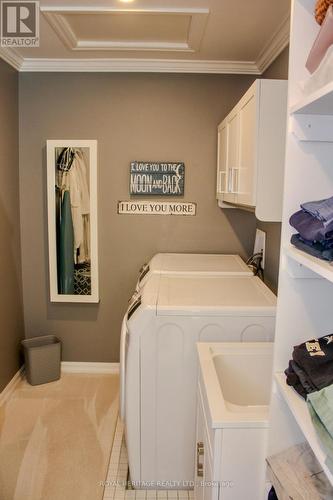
[120,274,276,489]
[135,253,253,291]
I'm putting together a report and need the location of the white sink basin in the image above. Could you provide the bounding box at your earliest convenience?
[197,342,274,428]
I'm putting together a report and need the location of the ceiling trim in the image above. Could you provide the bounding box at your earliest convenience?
[18,58,261,74]
[0,47,24,71]
[256,14,290,73]
[40,6,210,14]
[0,12,290,74]
[75,41,192,51]
[42,7,209,53]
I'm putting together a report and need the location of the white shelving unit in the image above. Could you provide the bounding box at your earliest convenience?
[285,245,333,282]
[275,373,333,484]
[268,0,333,489]
[290,80,333,114]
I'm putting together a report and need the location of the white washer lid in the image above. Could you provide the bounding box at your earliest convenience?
[149,253,252,276]
[155,275,276,316]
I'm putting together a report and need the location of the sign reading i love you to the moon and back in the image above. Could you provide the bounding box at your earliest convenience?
[130,161,185,196]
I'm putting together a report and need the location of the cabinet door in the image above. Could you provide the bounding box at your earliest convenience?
[216,122,227,199]
[195,392,205,500]
[195,388,219,500]
[236,93,256,207]
[223,111,239,204]
[202,442,217,500]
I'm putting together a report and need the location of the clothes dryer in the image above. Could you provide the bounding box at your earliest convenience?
[136,253,253,291]
[120,274,276,489]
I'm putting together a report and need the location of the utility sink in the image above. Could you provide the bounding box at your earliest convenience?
[197,342,274,428]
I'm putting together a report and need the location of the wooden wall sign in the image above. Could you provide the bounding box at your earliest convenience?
[130,161,185,196]
[118,200,196,216]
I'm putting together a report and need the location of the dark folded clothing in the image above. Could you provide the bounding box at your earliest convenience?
[285,335,333,399]
[297,234,333,250]
[301,196,333,224]
[291,233,333,261]
[289,210,333,242]
[293,336,333,392]
[285,361,309,399]
[290,360,317,394]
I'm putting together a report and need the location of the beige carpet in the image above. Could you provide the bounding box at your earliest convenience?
[0,372,119,500]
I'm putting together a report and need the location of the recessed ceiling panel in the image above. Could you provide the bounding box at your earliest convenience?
[67,13,191,43]
[43,8,209,52]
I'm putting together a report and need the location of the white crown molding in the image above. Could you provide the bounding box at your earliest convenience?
[19,58,260,73]
[43,11,77,51]
[76,41,193,51]
[61,362,119,374]
[0,47,24,71]
[42,8,208,53]
[0,13,289,74]
[256,14,290,74]
[40,6,210,15]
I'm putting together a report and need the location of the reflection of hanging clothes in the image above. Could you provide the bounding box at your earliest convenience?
[59,190,74,294]
[55,185,62,292]
[57,147,75,172]
[60,150,90,263]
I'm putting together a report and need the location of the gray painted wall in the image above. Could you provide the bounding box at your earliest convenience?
[19,73,258,362]
[259,46,289,291]
[0,60,24,390]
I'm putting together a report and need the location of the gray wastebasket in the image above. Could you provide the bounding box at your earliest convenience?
[21,335,61,385]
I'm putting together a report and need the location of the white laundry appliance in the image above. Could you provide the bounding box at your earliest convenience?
[135,253,253,290]
[120,274,276,489]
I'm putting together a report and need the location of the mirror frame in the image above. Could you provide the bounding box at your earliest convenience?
[46,139,99,303]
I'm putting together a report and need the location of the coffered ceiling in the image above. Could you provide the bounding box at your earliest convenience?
[0,0,291,73]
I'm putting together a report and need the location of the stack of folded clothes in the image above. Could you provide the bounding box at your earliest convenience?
[285,335,333,399]
[285,335,333,472]
[290,196,333,261]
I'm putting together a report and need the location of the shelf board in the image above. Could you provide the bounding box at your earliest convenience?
[275,372,333,486]
[285,245,333,282]
[290,81,333,115]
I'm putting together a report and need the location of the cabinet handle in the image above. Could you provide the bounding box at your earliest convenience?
[219,171,226,194]
[228,167,239,194]
[196,441,204,478]
[227,167,233,193]
[231,167,239,194]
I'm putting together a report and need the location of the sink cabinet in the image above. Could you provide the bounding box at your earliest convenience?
[194,370,268,500]
[195,382,219,500]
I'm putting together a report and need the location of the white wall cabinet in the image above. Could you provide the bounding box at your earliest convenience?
[216,79,288,222]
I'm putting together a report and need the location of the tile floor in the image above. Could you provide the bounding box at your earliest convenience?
[102,418,194,500]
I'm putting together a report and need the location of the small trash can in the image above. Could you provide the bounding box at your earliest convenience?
[21,335,61,386]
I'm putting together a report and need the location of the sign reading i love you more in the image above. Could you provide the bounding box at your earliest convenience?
[118,201,196,216]
[130,161,185,196]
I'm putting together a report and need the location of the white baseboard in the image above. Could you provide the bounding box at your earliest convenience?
[0,366,24,406]
[61,362,119,374]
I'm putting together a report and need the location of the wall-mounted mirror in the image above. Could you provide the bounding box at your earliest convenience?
[46,140,99,303]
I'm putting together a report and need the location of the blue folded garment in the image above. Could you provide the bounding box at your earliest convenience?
[290,210,333,242]
[301,196,333,226]
[291,234,333,261]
